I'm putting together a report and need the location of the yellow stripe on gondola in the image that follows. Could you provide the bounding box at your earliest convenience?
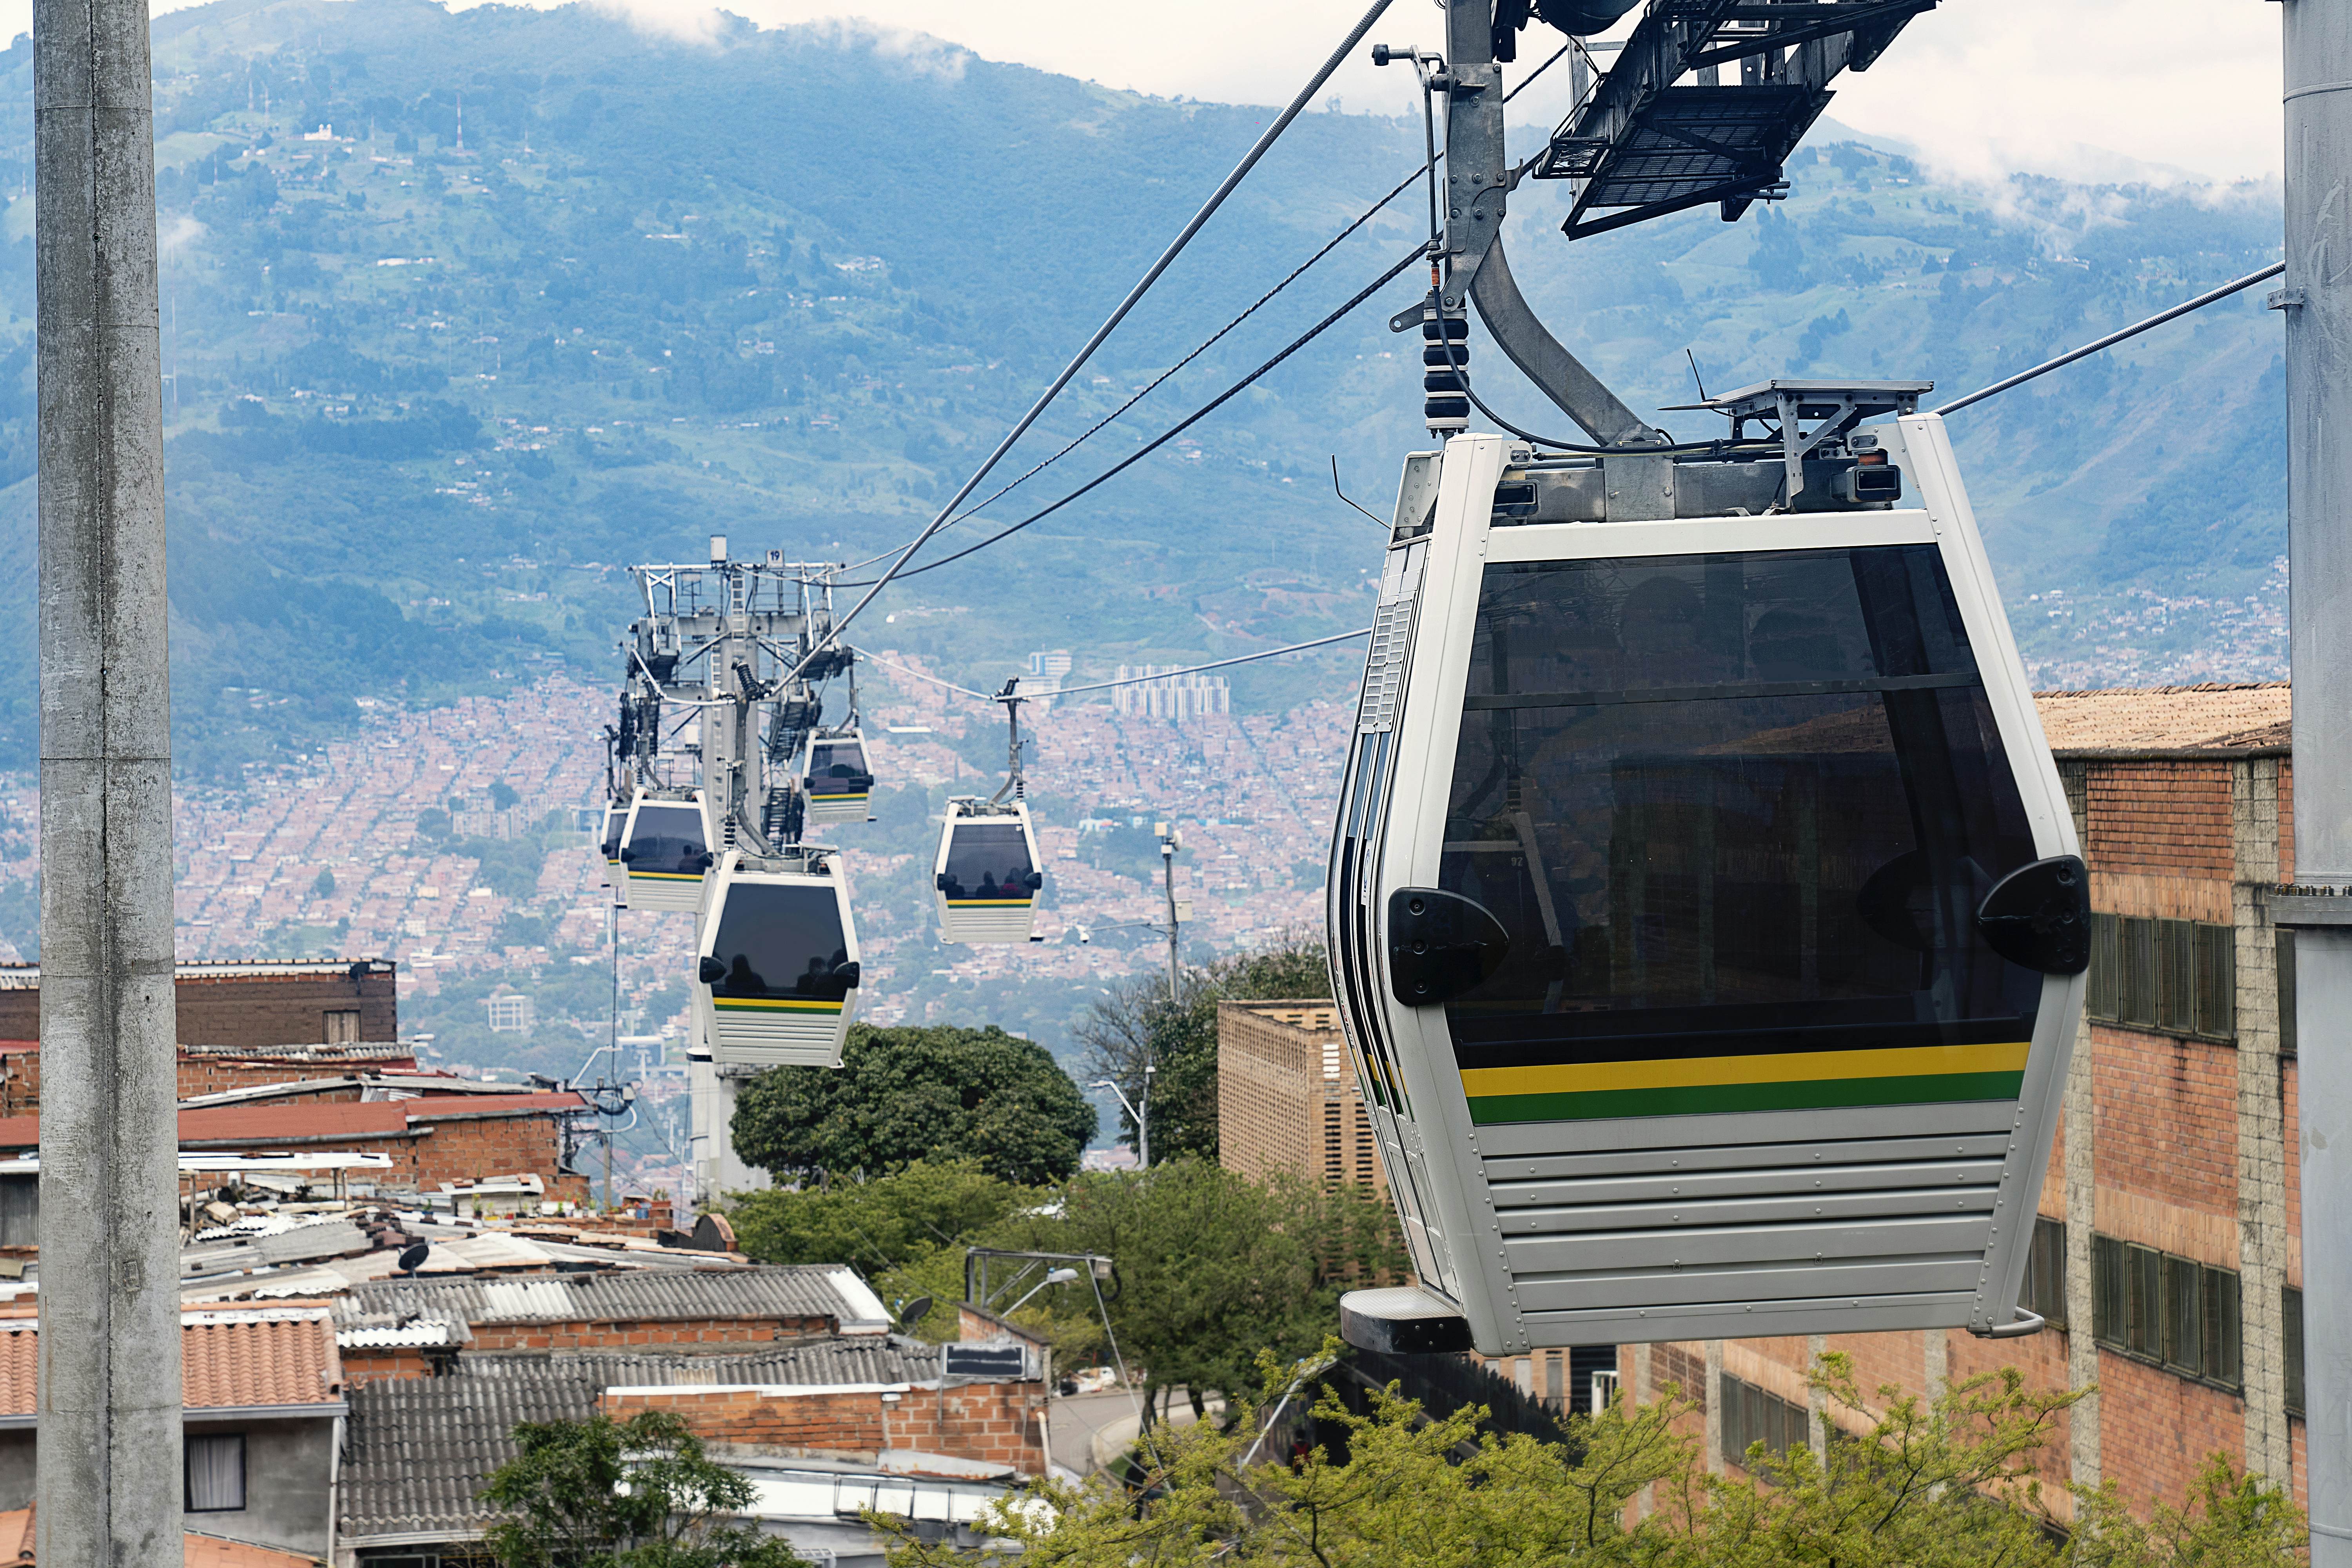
[713,997,845,1014]
[947,897,1034,907]
[1459,1041,2031,1099]
[811,791,871,801]
[629,869,706,882]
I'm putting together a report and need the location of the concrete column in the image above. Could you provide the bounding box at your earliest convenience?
[1921,1327,1947,1396]
[1805,1333,1827,1462]
[33,0,182,1560]
[2059,760,2100,1492]
[1704,1339,1724,1474]
[2234,756,2294,1484]
[1632,1343,1653,1518]
[2283,0,2352,1552]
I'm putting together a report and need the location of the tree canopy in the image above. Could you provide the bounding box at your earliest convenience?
[877,1353,2307,1568]
[1076,931,1330,1163]
[483,1409,809,1568]
[730,1024,1096,1186]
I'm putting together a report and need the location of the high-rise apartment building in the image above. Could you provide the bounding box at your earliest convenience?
[1216,1001,1385,1198]
[1113,666,1230,723]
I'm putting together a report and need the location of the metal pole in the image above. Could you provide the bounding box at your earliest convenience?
[2281,0,2352,1555]
[1139,1065,1153,1170]
[1160,828,1181,1002]
[34,0,182,1559]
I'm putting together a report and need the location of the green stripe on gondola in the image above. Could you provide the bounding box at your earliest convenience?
[1465,1070,2026,1124]
[713,997,844,1014]
[630,870,705,882]
[811,791,871,800]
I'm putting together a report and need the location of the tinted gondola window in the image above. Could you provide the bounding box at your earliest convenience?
[711,884,853,1000]
[809,742,871,790]
[1436,546,2041,1125]
[943,823,1034,898]
[628,804,708,875]
[601,808,624,861]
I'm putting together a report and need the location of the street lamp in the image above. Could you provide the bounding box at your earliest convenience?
[1090,1066,1154,1168]
[1005,1266,1080,1316]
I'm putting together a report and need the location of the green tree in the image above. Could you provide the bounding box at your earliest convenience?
[1076,930,1329,1164]
[730,1024,1096,1185]
[490,780,522,811]
[730,1160,1034,1272]
[314,868,336,897]
[482,1409,810,1568]
[995,1157,1403,1426]
[878,1353,2307,1568]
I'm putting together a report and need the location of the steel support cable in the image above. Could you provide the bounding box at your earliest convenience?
[781,0,1400,682]
[837,244,1426,588]
[851,627,1372,708]
[835,38,1577,576]
[1933,261,2284,415]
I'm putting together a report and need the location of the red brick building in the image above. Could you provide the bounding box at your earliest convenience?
[0,958,397,1048]
[1587,683,2306,1523]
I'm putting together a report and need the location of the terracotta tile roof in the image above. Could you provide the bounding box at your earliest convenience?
[0,1508,318,1568]
[0,1092,586,1153]
[0,1306,343,1417]
[2033,682,2292,755]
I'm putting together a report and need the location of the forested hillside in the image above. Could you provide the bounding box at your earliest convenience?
[0,0,2291,773]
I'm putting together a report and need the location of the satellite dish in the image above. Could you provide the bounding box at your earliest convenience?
[895,1295,934,1333]
[396,1243,431,1275]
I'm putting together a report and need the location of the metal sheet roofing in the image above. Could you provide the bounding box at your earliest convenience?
[0,1092,588,1152]
[336,1264,889,1331]
[590,1340,940,1390]
[341,1357,600,1540]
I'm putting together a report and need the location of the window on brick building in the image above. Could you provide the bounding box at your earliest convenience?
[2087,916,2233,1041]
[2286,1285,2306,1417]
[1720,1374,1809,1466]
[2092,1232,2241,1390]
[2279,930,2298,1056]
[324,1009,361,1044]
[2020,1216,2066,1328]
[2088,913,2121,1019]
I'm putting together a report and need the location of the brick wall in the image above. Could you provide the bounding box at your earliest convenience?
[466,1316,835,1352]
[0,967,397,1048]
[0,1049,418,1112]
[178,1110,588,1202]
[604,1379,1047,1477]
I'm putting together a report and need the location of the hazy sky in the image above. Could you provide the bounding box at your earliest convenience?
[118,0,2286,186]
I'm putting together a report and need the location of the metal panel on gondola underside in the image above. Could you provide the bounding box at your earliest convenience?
[1334,424,2083,1354]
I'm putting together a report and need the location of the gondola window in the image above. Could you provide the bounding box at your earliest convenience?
[626,804,708,877]
[709,884,853,1003]
[1435,546,2042,1124]
[942,824,1035,901]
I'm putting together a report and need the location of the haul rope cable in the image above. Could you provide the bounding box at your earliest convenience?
[835,38,1577,575]
[851,628,1372,708]
[838,243,1428,586]
[780,0,1402,683]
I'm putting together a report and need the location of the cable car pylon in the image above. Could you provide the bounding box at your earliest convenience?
[1330,0,2083,1361]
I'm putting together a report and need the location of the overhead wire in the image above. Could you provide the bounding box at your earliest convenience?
[850,628,1371,710]
[780,0,1403,684]
[834,36,1579,577]
[837,242,1426,585]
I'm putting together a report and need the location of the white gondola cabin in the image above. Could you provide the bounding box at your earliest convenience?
[617,791,715,913]
[693,848,860,1068]
[601,803,628,903]
[802,731,875,825]
[1330,419,2087,1358]
[934,799,1044,944]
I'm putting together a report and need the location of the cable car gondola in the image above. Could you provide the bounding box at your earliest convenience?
[617,791,715,913]
[934,799,1044,944]
[801,730,875,825]
[600,803,629,904]
[1330,419,2087,1358]
[693,848,861,1068]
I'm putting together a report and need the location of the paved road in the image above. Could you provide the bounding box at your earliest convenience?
[1047,1389,1142,1476]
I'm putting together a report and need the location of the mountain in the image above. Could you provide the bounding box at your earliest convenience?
[0,0,2293,779]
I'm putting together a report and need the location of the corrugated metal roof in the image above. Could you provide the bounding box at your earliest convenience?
[341,1357,600,1539]
[591,1340,938,1390]
[336,1265,889,1330]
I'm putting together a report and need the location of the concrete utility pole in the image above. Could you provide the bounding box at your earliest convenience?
[2276,0,2352,1559]
[34,0,182,1560]
[1156,820,1183,1001]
